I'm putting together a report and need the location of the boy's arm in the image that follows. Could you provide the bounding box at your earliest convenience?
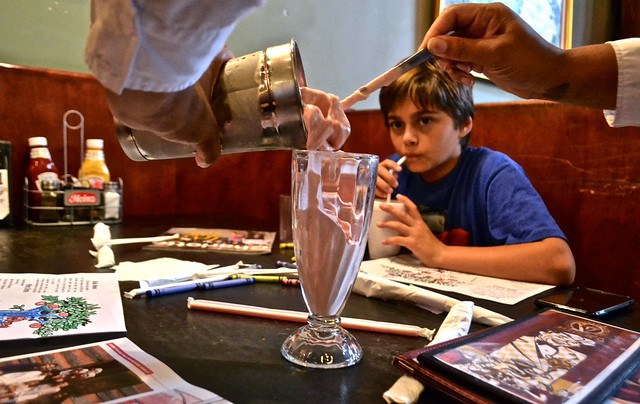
[379,194,576,285]
[425,237,575,286]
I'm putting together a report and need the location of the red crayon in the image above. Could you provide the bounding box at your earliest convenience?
[281,278,300,287]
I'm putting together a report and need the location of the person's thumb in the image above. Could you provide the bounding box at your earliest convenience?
[195,135,221,168]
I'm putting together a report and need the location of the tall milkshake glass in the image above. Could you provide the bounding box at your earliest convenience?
[281,150,378,368]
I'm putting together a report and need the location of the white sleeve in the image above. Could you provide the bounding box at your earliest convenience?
[603,38,640,127]
[85,0,264,94]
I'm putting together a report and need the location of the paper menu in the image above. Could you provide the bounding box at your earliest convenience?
[0,273,126,340]
[360,255,554,305]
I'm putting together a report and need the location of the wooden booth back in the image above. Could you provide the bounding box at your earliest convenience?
[346,104,640,301]
[1,64,639,300]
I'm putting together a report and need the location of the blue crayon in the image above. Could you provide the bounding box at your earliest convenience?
[198,277,255,290]
[146,283,198,297]
[146,278,254,297]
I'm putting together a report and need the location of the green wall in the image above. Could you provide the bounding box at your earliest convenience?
[3,1,614,105]
[0,0,91,74]
[0,0,421,108]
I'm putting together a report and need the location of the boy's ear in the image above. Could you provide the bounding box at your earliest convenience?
[458,117,473,138]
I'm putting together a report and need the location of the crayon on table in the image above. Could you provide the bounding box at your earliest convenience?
[124,274,229,299]
[229,275,288,283]
[146,278,254,297]
[281,278,300,287]
[276,261,297,269]
[198,277,255,290]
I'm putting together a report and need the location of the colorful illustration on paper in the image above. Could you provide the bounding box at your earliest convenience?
[0,274,125,340]
[0,295,99,337]
[147,227,276,255]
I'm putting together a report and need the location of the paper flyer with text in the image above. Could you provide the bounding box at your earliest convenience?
[0,273,126,340]
[361,255,554,305]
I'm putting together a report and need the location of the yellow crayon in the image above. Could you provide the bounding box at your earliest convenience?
[280,242,295,249]
[229,275,289,283]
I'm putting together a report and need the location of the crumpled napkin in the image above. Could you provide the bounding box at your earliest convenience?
[383,301,476,404]
[90,222,115,268]
[112,257,211,287]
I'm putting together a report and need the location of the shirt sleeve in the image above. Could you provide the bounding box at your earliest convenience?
[603,38,640,127]
[85,0,265,94]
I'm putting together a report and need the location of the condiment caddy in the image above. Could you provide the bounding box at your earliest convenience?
[23,110,123,226]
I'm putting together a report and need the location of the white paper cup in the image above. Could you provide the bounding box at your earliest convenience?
[367,199,405,259]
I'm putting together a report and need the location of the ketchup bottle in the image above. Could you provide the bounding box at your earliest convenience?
[27,137,59,222]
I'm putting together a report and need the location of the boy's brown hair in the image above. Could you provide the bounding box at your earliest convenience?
[379,60,474,149]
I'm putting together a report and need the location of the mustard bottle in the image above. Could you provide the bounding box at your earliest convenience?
[79,139,110,189]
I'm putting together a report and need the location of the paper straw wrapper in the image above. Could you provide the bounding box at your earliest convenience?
[90,246,115,269]
[353,272,512,327]
[383,301,476,404]
[89,223,180,269]
[90,223,115,268]
[91,233,179,249]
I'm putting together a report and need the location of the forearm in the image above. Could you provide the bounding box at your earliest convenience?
[423,238,575,285]
[542,44,618,109]
[422,3,618,110]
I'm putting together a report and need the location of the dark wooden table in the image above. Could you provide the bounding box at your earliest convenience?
[1,215,638,403]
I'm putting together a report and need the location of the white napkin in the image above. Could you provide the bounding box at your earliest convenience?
[112,257,211,286]
[90,223,115,268]
[353,272,512,326]
[383,301,476,404]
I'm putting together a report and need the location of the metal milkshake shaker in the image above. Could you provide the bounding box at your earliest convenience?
[116,40,308,161]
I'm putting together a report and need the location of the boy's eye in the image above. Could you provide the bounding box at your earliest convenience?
[389,121,403,130]
[419,117,432,126]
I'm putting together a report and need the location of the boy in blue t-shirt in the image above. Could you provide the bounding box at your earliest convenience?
[375,61,575,285]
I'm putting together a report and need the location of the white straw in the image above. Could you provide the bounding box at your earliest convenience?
[187,298,434,339]
[386,156,406,203]
[340,48,436,110]
[92,233,180,249]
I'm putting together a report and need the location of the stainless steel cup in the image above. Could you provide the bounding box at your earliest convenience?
[116,40,307,161]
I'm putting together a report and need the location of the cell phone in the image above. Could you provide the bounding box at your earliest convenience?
[534,287,635,316]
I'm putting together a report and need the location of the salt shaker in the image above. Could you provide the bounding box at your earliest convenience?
[103,181,121,221]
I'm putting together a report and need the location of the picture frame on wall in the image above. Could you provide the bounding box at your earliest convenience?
[435,0,573,50]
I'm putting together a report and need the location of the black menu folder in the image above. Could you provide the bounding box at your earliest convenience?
[393,309,640,404]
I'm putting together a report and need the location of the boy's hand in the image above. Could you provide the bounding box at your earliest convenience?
[375,159,403,198]
[378,194,445,267]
